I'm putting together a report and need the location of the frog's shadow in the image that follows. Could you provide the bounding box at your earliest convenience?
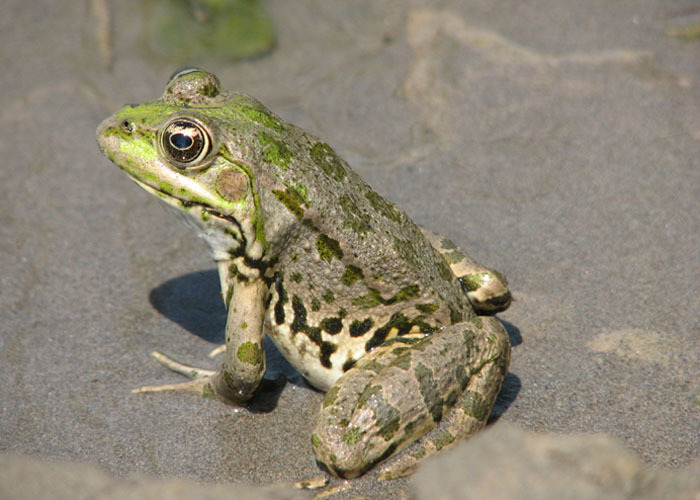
[148,269,307,413]
[149,270,522,417]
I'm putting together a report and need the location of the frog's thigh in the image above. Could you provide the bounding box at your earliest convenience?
[378,316,510,479]
[312,317,510,479]
[420,227,512,314]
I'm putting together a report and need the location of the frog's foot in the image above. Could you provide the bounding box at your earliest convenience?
[132,351,217,395]
[293,475,329,490]
[457,269,512,314]
[420,227,512,314]
[208,344,226,358]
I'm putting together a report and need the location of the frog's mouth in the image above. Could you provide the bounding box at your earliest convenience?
[130,177,183,209]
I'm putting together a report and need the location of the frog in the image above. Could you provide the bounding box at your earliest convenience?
[96,68,512,479]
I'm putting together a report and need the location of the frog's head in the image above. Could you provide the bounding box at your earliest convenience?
[96,68,291,262]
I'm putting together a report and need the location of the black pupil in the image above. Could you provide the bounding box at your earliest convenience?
[163,119,208,164]
[170,133,193,150]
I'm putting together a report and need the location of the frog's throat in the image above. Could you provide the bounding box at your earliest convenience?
[130,177,249,262]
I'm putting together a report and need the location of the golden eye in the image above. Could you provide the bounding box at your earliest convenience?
[159,117,212,168]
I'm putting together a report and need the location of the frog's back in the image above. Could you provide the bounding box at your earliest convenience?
[229,101,473,389]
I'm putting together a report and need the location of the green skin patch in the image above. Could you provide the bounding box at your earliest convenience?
[341,265,364,286]
[357,385,382,409]
[316,234,343,262]
[459,273,491,292]
[390,351,412,371]
[365,190,403,223]
[273,188,305,219]
[339,195,372,234]
[237,105,285,132]
[237,342,263,365]
[461,390,489,421]
[376,404,401,441]
[343,427,365,445]
[358,358,385,373]
[119,137,158,163]
[323,385,340,408]
[310,142,346,182]
[258,132,291,169]
[433,430,455,450]
[415,362,443,423]
[416,302,439,314]
[442,249,466,265]
[202,382,217,399]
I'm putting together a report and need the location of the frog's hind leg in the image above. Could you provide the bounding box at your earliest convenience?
[312,316,510,479]
[421,227,511,314]
[378,315,510,479]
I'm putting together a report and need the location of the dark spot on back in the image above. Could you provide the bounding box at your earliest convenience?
[321,317,343,335]
[349,318,373,337]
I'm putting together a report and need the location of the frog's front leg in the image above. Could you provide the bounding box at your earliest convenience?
[312,316,510,479]
[134,276,268,406]
[210,276,267,404]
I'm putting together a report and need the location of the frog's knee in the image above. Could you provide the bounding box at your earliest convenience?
[311,379,410,478]
[311,430,373,479]
[459,269,511,314]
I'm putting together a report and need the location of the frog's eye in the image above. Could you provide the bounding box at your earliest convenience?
[159,117,213,168]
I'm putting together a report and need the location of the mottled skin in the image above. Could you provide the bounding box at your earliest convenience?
[96,69,512,479]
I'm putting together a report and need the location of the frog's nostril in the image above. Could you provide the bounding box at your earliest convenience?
[121,120,134,133]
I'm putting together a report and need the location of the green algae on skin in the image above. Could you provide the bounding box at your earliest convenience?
[273,189,305,219]
[119,138,158,163]
[343,426,365,445]
[237,105,285,132]
[237,342,263,365]
[258,132,291,168]
[316,234,343,262]
[341,265,364,286]
[310,142,347,182]
[323,386,340,408]
[339,195,372,234]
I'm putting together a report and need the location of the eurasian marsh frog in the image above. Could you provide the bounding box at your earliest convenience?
[96,69,512,479]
